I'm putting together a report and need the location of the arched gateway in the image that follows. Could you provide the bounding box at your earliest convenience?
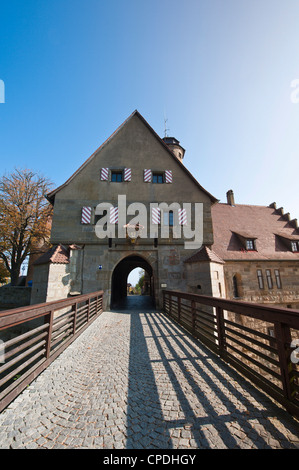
[110,255,155,309]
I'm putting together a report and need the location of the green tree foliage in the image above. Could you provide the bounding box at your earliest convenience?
[135,269,145,293]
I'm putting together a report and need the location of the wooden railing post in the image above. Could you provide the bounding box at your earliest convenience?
[178,296,181,322]
[45,310,54,359]
[72,302,77,335]
[87,298,90,322]
[169,294,172,317]
[274,322,296,401]
[216,306,227,359]
[191,300,196,331]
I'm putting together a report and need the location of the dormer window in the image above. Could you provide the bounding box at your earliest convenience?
[232,231,257,251]
[246,239,255,251]
[276,234,299,253]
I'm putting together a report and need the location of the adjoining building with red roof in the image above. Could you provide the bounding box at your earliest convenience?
[211,191,299,309]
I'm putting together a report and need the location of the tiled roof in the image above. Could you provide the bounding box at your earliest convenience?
[33,244,70,265]
[184,245,225,264]
[211,202,299,261]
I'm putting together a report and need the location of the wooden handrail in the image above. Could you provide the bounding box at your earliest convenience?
[0,291,104,412]
[163,290,299,419]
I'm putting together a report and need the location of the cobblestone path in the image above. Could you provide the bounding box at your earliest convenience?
[0,302,298,449]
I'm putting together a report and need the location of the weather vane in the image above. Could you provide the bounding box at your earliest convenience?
[164,112,170,138]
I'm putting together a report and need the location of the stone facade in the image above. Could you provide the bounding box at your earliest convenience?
[31,111,217,310]
[184,246,226,298]
[31,262,70,305]
[223,260,299,309]
[30,112,299,314]
[0,286,32,310]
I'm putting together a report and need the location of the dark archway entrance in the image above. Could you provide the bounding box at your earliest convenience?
[110,255,155,310]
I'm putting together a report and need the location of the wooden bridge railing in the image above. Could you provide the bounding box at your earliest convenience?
[163,290,299,419]
[0,291,104,413]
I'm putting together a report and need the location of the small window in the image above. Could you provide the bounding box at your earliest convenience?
[163,211,174,226]
[111,171,123,182]
[266,269,273,289]
[152,173,164,184]
[257,269,264,289]
[233,275,239,298]
[291,241,299,252]
[246,239,255,250]
[274,269,282,289]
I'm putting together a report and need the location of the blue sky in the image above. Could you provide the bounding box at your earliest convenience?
[1,0,299,282]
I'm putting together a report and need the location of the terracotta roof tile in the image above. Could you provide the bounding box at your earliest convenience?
[184,245,225,264]
[34,244,70,265]
[211,202,299,260]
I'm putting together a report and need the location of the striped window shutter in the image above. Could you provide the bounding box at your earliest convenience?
[178,208,187,225]
[151,207,161,225]
[165,170,172,183]
[81,206,92,224]
[100,168,109,181]
[124,168,131,181]
[144,169,152,182]
[109,207,119,224]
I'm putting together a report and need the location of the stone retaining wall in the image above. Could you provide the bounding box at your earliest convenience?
[0,286,32,310]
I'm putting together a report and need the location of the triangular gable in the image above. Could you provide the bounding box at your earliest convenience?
[46,110,218,205]
[184,245,225,264]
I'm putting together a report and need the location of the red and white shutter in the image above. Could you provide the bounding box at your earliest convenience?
[178,208,187,225]
[165,170,172,183]
[81,206,92,224]
[151,207,161,225]
[109,207,119,224]
[100,168,109,181]
[144,169,152,182]
[124,168,131,181]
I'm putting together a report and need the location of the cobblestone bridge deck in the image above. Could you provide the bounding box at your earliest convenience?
[0,297,298,450]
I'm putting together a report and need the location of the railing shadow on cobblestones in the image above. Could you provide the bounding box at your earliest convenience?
[125,310,299,449]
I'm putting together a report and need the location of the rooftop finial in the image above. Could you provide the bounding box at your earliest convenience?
[164,111,170,138]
